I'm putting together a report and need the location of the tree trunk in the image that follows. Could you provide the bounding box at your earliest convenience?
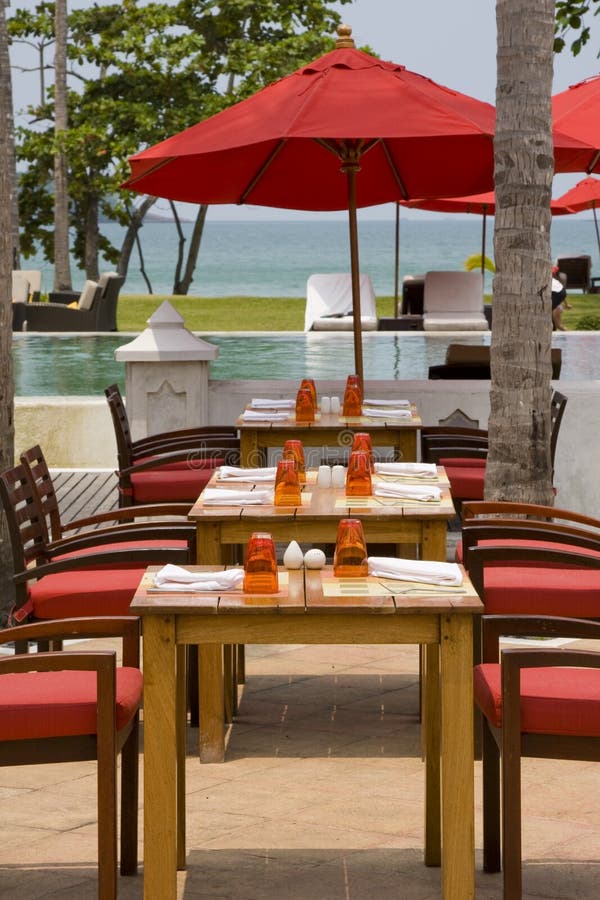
[84,190,100,280]
[0,0,16,618]
[486,0,555,504]
[177,204,208,295]
[53,0,72,291]
[118,196,157,281]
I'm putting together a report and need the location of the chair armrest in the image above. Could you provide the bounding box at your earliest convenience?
[480,614,600,664]
[62,503,194,532]
[120,445,240,476]
[132,427,239,452]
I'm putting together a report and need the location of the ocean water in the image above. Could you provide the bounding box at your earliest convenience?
[23,216,600,298]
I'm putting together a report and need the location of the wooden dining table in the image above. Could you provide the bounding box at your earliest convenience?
[132,565,482,900]
[237,403,422,468]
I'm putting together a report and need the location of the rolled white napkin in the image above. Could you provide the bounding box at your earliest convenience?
[218,465,277,482]
[363,398,410,408]
[374,483,441,502]
[202,488,273,506]
[241,409,290,422]
[153,564,244,592]
[362,407,413,419]
[368,557,463,586]
[374,462,438,479]
[251,398,295,409]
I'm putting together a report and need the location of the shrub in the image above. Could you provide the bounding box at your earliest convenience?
[576,314,600,330]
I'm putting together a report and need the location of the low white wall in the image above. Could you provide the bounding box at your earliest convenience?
[15,379,600,516]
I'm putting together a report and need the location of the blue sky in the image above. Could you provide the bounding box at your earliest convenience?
[9,0,600,221]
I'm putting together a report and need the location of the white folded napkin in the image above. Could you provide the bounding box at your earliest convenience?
[363,398,410,408]
[250,398,296,409]
[368,557,463,586]
[362,407,413,419]
[374,462,438,479]
[242,409,290,422]
[218,465,277,482]
[202,488,273,506]
[153,564,244,592]
[373,483,441,502]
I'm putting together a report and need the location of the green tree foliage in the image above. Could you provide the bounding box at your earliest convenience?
[9,0,351,281]
[554,0,600,54]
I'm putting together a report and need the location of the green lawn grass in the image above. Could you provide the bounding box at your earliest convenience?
[116,292,600,332]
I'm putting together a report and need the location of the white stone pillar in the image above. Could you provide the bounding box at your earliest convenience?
[114,301,219,440]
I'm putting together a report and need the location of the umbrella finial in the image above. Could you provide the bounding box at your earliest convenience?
[336,24,355,48]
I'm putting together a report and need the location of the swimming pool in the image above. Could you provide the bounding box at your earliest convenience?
[11,331,597,396]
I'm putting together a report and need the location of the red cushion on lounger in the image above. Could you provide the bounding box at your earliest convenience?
[29,568,146,618]
[55,538,189,568]
[0,668,143,740]
[474,663,600,735]
[439,457,487,468]
[130,467,217,502]
[445,466,485,500]
[482,565,600,617]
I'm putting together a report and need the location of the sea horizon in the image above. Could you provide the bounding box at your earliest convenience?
[23,216,600,298]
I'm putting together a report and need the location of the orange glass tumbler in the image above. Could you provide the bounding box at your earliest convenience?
[274,458,302,506]
[299,378,317,408]
[295,387,315,422]
[351,432,374,471]
[243,532,279,594]
[333,518,368,578]
[283,439,306,483]
[342,375,362,417]
[345,450,372,496]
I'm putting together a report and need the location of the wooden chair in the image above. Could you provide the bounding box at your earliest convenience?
[0,616,142,899]
[474,614,600,898]
[104,384,240,506]
[421,390,567,510]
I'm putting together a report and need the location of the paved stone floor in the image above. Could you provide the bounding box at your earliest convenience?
[2,637,600,900]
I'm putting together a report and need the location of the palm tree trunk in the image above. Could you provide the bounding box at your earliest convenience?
[53,0,72,291]
[486,0,555,504]
[0,1,16,616]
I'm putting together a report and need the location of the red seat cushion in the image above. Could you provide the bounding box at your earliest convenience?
[0,668,143,740]
[29,568,146,618]
[136,454,224,473]
[130,467,217,503]
[481,564,600,617]
[439,457,487,469]
[474,663,600,736]
[445,466,485,500]
[55,539,189,568]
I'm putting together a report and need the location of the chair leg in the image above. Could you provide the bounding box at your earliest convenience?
[119,718,139,876]
[187,645,199,728]
[502,716,523,898]
[482,719,501,872]
[97,743,118,900]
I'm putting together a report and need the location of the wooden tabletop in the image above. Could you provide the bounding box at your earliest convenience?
[236,406,422,430]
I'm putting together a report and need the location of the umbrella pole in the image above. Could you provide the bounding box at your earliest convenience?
[394,203,400,317]
[593,205,600,263]
[481,211,487,277]
[344,163,364,385]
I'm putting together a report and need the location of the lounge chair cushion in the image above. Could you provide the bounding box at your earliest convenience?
[78,280,99,310]
[474,663,600,735]
[305,273,377,332]
[311,315,378,331]
[0,668,143,740]
[12,276,30,304]
[28,567,146,618]
[423,271,488,331]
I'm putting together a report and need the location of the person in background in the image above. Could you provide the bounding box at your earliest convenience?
[551,265,572,331]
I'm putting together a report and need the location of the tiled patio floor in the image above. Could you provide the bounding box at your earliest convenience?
[2,638,599,900]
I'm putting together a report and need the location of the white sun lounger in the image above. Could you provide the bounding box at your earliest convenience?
[422,271,488,331]
[304,273,378,332]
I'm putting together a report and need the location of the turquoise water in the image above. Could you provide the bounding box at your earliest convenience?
[23,217,600,298]
[11,331,596,396]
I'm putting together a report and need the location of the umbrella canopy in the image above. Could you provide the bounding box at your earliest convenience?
[556,176,600,258]
[124,26,501,381]
[553,75,600,174]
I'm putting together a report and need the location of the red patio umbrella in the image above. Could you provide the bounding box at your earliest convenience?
[553,75,600,174]
[555,176,600,258]
[123,26,499,382]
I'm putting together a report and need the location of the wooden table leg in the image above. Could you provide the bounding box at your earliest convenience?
[396,430,417,463]
[240,429,261,467]
[422,641,441,867]
[199,643,226,763]
[440,614,475,899]
[421,520,447,563]
[176,643,187,871]
[143,616,177,900]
